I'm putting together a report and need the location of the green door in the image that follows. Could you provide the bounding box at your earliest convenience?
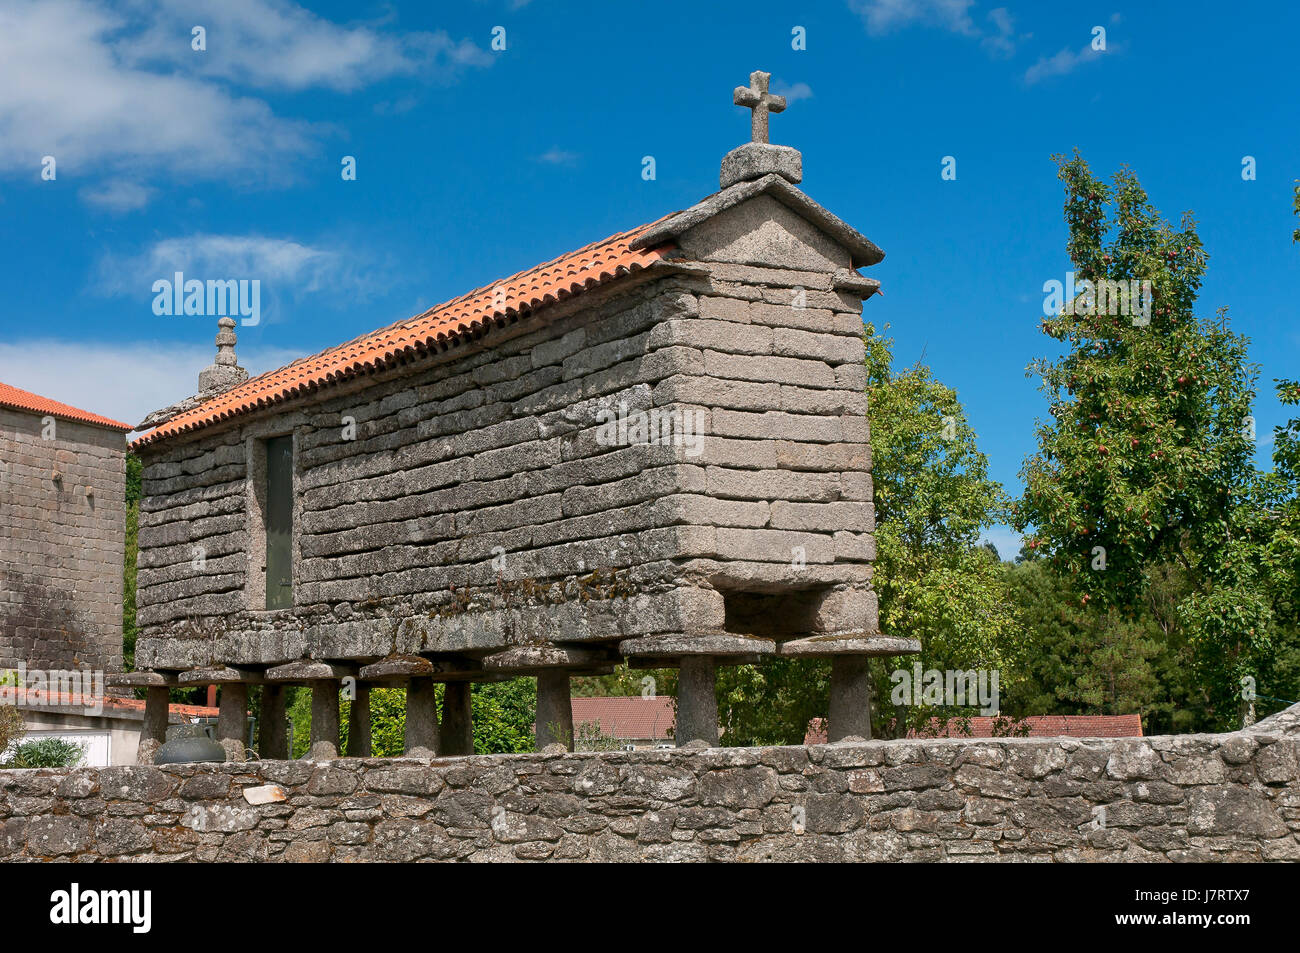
[265,434,294,609]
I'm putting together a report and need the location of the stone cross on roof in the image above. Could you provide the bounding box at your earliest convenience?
[733,70,786,145]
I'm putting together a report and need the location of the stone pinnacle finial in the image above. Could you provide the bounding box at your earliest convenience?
[733,70,786,145]
[720,69,802,189]
[198,316,249,395]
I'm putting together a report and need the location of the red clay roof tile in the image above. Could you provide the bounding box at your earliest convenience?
[571,696,675,740]
[133,221,676,449]
[0,381,132,432]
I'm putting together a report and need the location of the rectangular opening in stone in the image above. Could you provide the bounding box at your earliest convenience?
[721,587,827,641]
[264,434,294,610]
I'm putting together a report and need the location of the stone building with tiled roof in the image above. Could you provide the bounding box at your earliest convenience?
[120,71,919,764]
[0,382,130,679]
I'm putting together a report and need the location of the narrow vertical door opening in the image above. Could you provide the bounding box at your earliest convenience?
[264,434,293,609]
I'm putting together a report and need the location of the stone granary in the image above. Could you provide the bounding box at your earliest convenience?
[118,71,919,763]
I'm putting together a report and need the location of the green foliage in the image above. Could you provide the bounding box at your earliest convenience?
[1017,153,1279,729]
[470,678,536,754]
[865,323,1023,735]
[0,705,23,756]
[3,737,86,769]
[1003,559,1167,726]
[574,720,626,752]
[572,663,676,699]
[717,658,829,746]
[1293,182,1300,244]
[287,678,537,758]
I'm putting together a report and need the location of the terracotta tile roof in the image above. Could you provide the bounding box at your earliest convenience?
[133,221,677,449]
[572,696,675,741]
[0,381,132,432]
[804,713,1144,744]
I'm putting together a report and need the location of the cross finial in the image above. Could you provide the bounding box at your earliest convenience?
[733,70,786,144]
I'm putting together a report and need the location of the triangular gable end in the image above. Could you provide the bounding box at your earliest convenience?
[629,173,884,272]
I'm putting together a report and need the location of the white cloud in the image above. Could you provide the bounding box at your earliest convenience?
[980,7,1017,58]
[123,0,493,92]
[851,0,1025,56]
[95,234,352,297]
[852,0,978,36]
[0,340,305,430]
[0,0,491,202]
[772,81,814,103]
[0,0,316,183]
[91,233,389,329]
[78,180,154,212]
[1024,43,1108,85]
[536,147,580,166]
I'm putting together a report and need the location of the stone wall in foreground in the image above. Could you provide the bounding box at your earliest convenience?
[3,705,1297,863]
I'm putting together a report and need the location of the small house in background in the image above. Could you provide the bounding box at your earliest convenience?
[8,690,218,767]
[571,695,675,749]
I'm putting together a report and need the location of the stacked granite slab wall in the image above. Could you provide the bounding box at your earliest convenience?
[2,705,1297,862]
[0,408,125,675]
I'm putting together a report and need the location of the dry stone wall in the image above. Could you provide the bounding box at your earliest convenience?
[3,705,1297,863]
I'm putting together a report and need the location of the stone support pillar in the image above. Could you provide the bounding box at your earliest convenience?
[258,684,289,759]
[675,656,718,747]
[404,677,439,758]
[216,682,249,761]
[346,684,372,757]
[309,680,340,760]
[138,686,170,764]
[535,670,573,751]
[828,655,872,742]
[440,681,474,756]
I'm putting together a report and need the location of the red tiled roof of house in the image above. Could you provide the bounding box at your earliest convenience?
[803,713,1144,744]
[572,696,675,741]
[133,222,677,449]
[13,690,219,719]
[0,381,132,432]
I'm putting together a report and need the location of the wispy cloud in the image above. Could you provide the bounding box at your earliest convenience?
[96,234,343,293]
[981,7,1017,58]
[536,147,580,166]
[91,233,387,328]
[0,339,306,429]
[850,0,1025,57]
[1024,42,1109,85]
[122,0,493,92]
[852,0,979,36]
[78,180,154,212]
[772,81,813,103]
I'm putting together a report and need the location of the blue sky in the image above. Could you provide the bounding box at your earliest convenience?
[2,0,1298,558]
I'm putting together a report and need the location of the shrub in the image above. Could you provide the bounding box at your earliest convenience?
[3,737,86,769]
